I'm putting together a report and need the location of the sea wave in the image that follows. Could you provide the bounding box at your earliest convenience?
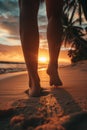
[0,62,70,74]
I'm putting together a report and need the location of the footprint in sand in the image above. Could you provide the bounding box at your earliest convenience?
[36,112,87,130]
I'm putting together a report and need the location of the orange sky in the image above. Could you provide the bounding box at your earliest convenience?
[39,48,71,64]
[0,44,71,64]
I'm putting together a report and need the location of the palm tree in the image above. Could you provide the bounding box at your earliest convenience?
[40,0,44,3]
[80,0,87,20]
[63,0,87,63]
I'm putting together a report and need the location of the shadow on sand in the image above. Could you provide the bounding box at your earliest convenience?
[51,87,82,115]
[0,87,87,130]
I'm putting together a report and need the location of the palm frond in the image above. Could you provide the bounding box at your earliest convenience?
[62,0,87,63]
[80,0,87,20]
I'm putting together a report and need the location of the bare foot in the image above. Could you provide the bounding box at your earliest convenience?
[28,73,41,97]
[47,64,63,87]
[25,88,50,97]
[29,87,41,97]
[29,74,40,88]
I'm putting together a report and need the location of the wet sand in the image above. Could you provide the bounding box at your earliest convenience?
[0,61,87,130]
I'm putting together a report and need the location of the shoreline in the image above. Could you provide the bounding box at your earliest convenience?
[0,61,87,129]
[0,61,87,109]
[0,61,71,75]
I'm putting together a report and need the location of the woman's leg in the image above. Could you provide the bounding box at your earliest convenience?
[19,0,41,96]
[46,0,63,87]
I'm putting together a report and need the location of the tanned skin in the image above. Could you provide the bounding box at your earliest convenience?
[19,0,63,96]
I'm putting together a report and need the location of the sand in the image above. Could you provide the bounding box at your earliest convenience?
[0,61,87,130]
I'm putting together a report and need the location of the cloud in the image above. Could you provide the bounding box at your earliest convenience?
[0,19,19,35]
[0,43,24,61]
[0,0,47,48]
[0,0,18,16]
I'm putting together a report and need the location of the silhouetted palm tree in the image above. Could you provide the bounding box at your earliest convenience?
[40,0,44,3]
[80,0,87,21]
[63,0,87,63]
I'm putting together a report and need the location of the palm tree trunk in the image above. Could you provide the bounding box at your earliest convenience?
[80,0,87,20]
[78,1,82,25]
[40,0,44,3]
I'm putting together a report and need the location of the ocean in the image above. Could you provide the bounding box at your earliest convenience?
[0,61,70,74]
[0,62,26,74]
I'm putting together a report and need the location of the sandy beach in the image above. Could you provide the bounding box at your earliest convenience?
[0,61,87,130]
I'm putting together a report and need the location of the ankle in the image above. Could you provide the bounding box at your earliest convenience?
[48,62,58,68]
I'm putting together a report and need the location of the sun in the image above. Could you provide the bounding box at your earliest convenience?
[38,56,48,63]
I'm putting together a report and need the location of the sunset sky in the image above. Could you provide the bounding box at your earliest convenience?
[0,0,71,63]
[0,1,47,47]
